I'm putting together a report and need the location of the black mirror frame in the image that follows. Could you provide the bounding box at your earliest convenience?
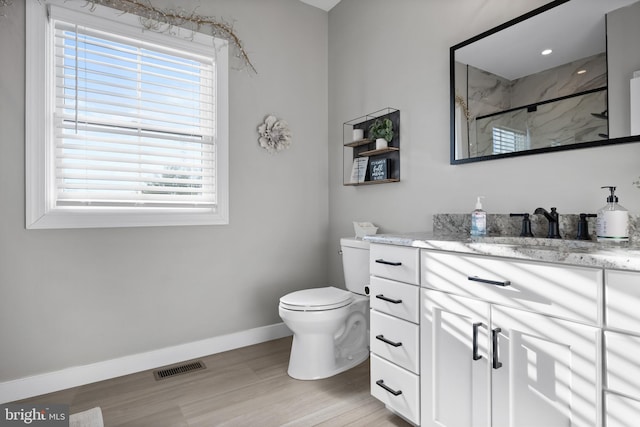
[449,0,640,165]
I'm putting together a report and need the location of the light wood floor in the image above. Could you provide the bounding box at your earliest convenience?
[18,337,411,426]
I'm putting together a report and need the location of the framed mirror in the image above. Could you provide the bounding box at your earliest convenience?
[451,0,640,164]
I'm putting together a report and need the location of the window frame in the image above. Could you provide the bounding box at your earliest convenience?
[25,0,229,229]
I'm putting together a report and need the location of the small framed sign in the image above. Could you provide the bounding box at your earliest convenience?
[349,157,369,183]
[369,158,389,181]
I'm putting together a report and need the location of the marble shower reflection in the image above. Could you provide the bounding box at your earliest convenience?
[458,53,608,158]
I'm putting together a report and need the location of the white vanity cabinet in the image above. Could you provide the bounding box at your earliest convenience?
[604,269,640,427]
[420,250,602,427]
[369,243,421,425]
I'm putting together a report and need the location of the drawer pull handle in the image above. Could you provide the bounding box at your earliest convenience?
[468,276,511,287]
[376,379,403,396]
[472,322,482,361]
[376,294,402,304]
[375,259,402,266]
[492,328,503,369]
[376,334,403,347]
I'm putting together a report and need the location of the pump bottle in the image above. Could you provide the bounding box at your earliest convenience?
[471,196,487,236]
[596,186,629,243]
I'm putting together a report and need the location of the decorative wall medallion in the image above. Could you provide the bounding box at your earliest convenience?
[257,115,292,153]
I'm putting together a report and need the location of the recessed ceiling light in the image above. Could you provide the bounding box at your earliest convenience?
[577,69,587,74]
[541,49,553,56]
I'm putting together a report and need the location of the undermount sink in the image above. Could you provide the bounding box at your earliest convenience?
[470,236,598,250]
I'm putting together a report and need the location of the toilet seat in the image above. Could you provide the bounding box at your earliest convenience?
[279,286,353,311]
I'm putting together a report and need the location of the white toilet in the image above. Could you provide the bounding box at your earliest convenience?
[279,237,370,380]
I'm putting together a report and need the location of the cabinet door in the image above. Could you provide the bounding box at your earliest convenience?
[491,306,600,427]
[421,289,491,427]
[605,330,640,399]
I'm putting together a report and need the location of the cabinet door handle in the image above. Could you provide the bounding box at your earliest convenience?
[375,259,402,266]
[492,327,503,369]
[375,294,402,304]
[472,322,482,361]
[376,334,403,347]
[468,276,511,287]
[376,379,403,396]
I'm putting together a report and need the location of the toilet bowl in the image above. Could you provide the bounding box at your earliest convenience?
[278,238,370,380]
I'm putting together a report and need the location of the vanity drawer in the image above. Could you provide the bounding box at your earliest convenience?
[370,244,420,285]
[371,310,419,374]
[370,353,420,425]
[605,392,640,427]
[370,276,420,323]
[605,269,640,332]
[422,250,602,325]
[605,331,640,399]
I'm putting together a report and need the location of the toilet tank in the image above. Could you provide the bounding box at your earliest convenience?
[340,238,370,295]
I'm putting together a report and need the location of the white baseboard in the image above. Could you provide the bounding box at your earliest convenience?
[0,322,292,404]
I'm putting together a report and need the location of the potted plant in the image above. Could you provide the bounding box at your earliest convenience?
[368,118,394,149]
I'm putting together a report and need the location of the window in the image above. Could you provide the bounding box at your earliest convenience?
[26,0,228,228]
[492,126,529,154]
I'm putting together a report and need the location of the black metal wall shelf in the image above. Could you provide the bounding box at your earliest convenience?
[343,107,400,186]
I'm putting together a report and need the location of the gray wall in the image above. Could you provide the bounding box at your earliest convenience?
[327,0,640,284]
[0,0,328,382]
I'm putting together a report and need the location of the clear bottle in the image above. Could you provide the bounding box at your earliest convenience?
[470,196,487,236]
[596,186,629,243]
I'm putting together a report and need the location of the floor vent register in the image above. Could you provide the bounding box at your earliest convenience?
[153,360,206,380]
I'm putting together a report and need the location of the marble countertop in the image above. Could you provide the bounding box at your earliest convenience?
[364,232,640,271]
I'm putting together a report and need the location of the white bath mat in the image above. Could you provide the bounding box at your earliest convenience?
[69,407,104,427]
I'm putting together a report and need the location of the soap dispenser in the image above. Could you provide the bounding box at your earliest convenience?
[471,196,487,236]
[596,186,629,243]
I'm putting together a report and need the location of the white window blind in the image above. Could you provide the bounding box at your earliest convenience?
[492,126,528,154]
[53,19,216,209]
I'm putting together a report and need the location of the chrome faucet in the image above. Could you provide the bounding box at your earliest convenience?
[534,207,561,239]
